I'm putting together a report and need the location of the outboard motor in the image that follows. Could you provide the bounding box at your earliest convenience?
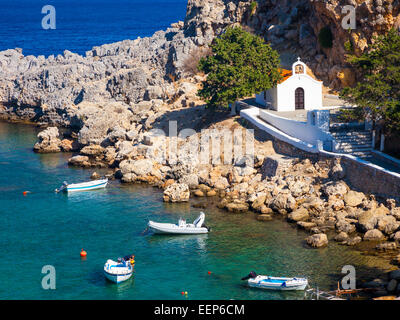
[241,271,257,281]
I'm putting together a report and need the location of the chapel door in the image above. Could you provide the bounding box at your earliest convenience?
[295,87,304,110]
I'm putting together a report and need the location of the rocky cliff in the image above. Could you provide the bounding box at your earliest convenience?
[0,0,399,129]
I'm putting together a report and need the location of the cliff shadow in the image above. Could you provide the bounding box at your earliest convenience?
[151,104,232,135]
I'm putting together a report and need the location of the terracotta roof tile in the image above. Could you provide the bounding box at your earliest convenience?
[278,69,292,84]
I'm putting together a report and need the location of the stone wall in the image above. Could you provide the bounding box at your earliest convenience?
[244,116,400,200]
[340,156,400,200]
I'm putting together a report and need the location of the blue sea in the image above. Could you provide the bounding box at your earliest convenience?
[0,1,391,299]
[0,122,391,299]
[0,0,187,56]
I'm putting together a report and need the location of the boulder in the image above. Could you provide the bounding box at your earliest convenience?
[297,221,317,230]
[91,172,100,180]
[391,208,400,221]
[60,139,79,152]
[377,215,399,235]
[376,242,397,251]
[335,232,349,242]
[322,181,348,198]
[260,205,273,215]
[335,220,356,234]
[68,155,90,167]
[163,183,190,202]
[288,207,309,222]
[115,141,135,159]
[344,190,365,207]
[225,201,249,213]
[206,190,217,197]
[358,210,386,232]
[179,173,199,189]
[346,236,362,246]
[76,102,135,146]
[271,193,296,212]
[129,159,154,176]
[251,193,267,210]
[392,231,400,241]
[306,233,328,248]
[213,176,230,190]
[363,229,384,241]
[257,214,273,221]
[33,127,61,153]
[80,144,104,156]
[193,189,204,197]
[328,196,345,211]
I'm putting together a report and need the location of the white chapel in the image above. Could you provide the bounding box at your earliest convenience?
[255,58,323,112]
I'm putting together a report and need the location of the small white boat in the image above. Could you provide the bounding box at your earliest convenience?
[55,179,108,193]
[104,257,134,283]
[148,212,209,235]
[242,272,308,291]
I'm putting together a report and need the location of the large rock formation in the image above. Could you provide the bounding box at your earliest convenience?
[33,127,61,153]
[2,0,399,130]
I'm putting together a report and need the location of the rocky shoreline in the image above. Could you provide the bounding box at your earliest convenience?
[1,0,400,297]
[28,118,400,296]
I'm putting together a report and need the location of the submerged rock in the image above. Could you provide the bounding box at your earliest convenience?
[257,214,273,221]
[306,233,328,248]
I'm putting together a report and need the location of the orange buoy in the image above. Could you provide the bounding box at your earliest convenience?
[208,271,212,275]
[80,249,87,257]
[23,191,27,196]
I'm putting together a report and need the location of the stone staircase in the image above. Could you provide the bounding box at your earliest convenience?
[331,130,373,158]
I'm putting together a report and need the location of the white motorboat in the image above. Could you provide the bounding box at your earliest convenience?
[148,212,209,235]
[104,257,134,283]
[242,272,308,291]
[55,179,108,193]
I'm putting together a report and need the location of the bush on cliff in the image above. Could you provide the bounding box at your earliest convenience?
[340,29,400,136]
[197,26,282,109]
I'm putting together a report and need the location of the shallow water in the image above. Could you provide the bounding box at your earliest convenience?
[0,122,392,299]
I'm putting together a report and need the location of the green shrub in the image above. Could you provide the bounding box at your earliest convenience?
[344,40,353,53]
[318,26,333,48]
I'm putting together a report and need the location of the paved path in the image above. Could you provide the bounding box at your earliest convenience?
[241,95,346,122]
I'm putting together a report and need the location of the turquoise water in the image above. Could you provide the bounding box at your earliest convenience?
[0,122,391,299]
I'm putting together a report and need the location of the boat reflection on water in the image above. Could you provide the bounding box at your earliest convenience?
[146,233,208,251]
[104,274,135,296]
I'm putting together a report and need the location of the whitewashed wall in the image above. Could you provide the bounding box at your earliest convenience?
[259,109,333,146]
[276,74,323,111]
